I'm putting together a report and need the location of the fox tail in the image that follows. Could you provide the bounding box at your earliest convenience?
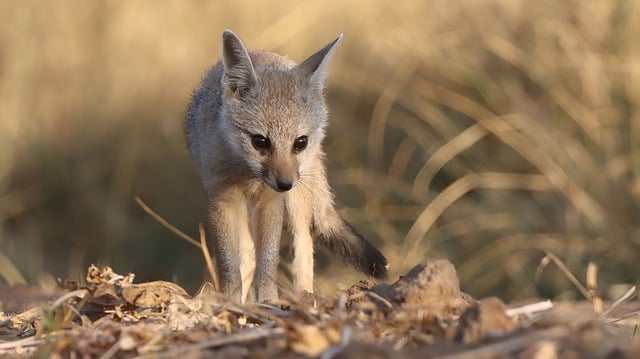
[314,216,388,279]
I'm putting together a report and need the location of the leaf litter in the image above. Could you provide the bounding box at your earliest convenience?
[1,261,639,358]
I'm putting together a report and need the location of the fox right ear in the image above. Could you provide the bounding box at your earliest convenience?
[221,30,257,98]
[295,34,343,92]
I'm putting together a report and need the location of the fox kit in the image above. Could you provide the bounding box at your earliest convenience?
[186,30,388,303]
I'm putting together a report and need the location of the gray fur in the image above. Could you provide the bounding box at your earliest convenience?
[186,30,388,303]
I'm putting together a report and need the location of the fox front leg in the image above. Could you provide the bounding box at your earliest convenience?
[208,205,242,302]
[207,188,253,303]
[286,188,315,295]
[250,194,285,302]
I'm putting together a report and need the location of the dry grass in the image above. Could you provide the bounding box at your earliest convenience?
[0,0,639,300]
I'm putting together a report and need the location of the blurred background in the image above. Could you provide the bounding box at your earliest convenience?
[1,0,639,301]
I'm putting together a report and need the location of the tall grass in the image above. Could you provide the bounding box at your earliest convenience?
[0,0,638,299]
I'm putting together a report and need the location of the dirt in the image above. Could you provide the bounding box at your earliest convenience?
[0,260,639,358]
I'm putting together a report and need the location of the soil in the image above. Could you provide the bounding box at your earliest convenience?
[1,260,639,358]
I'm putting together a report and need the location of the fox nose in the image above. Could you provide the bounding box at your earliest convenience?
[276,180,293,191]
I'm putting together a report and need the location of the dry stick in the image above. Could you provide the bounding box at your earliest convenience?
[50,289,88,310]
[600,285,637,321]
[136,327,285,359]
[199,222,219,292]
[436,326,570,359]
[586,262,603,313]
[540,252,590,300]
[605,309,640,325]
[134,196,201,249]
[230,302,289,328]
[505,300,554,317]
[49,288,90,327]
[363,290,394,309]
[0,337,47,350]
[135,197,220,292]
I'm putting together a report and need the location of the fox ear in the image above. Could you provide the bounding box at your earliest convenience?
[221,30,257,98]
[295,34,343,91]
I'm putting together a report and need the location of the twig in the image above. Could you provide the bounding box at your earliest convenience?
[586,262,603,313]
[363,290,394,309]
[605,310,640,324]
[0,337,46,350]
[136,327,285,358]
[600,285,636,320]
[505,300,553,317]
[538,252,590,300]
[199,223,219,292]
[437,326,570,359]
[50,289,89,310]
[134,196,201,249]
[229,302,288,327]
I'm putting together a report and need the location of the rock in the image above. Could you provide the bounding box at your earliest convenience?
[371,259,473,314]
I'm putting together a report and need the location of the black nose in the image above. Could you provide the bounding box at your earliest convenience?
[276,180,293,191]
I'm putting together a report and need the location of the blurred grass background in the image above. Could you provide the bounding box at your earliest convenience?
[1,0,639,301]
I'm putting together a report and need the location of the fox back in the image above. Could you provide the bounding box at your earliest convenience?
[186,30,387,303]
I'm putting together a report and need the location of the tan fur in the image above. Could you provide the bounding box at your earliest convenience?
[186,30,388,303]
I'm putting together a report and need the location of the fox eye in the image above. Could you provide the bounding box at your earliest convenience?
[293,136,308,152]
[251,135,270,151]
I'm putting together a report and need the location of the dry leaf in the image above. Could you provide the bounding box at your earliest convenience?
[121,281,190,308]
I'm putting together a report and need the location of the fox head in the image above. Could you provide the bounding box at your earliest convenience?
[218,30,342,192]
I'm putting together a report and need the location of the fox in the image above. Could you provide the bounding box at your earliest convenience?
[186,30,388,303]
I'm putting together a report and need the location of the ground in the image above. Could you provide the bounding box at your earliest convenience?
[0,261,639,358]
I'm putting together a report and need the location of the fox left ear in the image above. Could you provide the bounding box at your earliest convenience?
[221,30,257,99]
[295,34,343,91]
